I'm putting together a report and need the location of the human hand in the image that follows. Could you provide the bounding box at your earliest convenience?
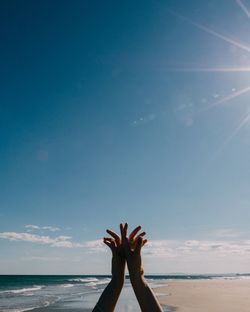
[120,223,147,280]
[93,227,127,312]
[104,227,126,283]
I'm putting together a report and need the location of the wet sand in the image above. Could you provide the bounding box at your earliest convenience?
[155,279,250,312]
[27,283,172,312]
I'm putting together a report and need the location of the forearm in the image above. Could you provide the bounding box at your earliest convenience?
[92,277,124,312]
[130,273,163,312]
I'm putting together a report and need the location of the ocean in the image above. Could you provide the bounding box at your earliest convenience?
[0,274,249,312]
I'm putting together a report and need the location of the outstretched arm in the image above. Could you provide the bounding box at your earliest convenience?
[92,229,125,312]
[121,223,163,312]
[92,278,123,312]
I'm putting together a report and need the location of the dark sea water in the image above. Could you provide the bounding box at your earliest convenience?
[0,274,249,312]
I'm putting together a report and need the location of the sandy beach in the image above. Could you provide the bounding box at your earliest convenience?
[156,279,250,312]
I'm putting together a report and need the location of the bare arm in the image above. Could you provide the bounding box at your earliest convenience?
[92,229,125,312]
[121,223,163,312]
[92,277,124,312]
[129,269,163,312]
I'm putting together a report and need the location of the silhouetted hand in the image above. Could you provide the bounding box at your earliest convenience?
[94,223,163,312]
[104,227,126,282]
[119,223,163,312]
[93,226,127,312]
[120,223,147,278]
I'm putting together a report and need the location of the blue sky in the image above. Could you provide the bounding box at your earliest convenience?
[1,0,250,274]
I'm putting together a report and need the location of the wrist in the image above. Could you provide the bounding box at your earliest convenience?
[130,274,146,291]
[128,267,145,285]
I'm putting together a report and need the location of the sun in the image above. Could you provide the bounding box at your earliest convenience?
[168,1,250,153]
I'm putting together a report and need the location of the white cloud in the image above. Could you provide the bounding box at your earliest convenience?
[25,225,60,232]
[25,225,40,230]
[0,232,82,248]
[81,238,250,258]
[2,232,250,263]
[2,234,250,274]
[42,226,60,232]
[85,239,105,252]
[143,239,250,258]
[144,240,176,257]
[0,232,106,251]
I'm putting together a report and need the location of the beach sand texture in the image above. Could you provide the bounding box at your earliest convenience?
[156,279,250,312]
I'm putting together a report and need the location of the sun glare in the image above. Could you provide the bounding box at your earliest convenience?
[169,2,250,152]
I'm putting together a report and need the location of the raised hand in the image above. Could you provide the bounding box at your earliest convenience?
[120,223,163,312]
[120,223,147,278]
[93,226,126,312]
[93,223,163,312]
[104,227,126,281]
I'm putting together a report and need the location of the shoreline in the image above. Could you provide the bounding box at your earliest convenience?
[10,278,250,312]
[155,279,250,312]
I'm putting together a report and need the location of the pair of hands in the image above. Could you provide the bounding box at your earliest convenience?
[103,223,147,283]
[95,224,163,312]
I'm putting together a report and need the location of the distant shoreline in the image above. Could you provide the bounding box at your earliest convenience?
[1,272,250,276]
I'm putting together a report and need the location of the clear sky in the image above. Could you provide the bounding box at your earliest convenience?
[1,0,250,274]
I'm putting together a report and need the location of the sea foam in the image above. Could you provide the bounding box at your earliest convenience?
[0,286,43,295]
[69,277,99,283]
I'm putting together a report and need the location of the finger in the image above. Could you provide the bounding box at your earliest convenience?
[135,236,143,254]
[128,226,141,240]
[120,223,127,242]
[124,223,128,237]
[120,223,130,254]
[106,229,121,245]
[104,238,116,250]
[131,232,146,246]
[104,237,117,247]
[103,239,111,247]
[142,239,147,246]
[104,237,114,243]
[134,231,146,239]
[110,240,116,249]
[103,238,115,251]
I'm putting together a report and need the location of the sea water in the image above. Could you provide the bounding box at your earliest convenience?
[0,274,249,311]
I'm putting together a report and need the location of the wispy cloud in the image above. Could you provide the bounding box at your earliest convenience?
[84,239,250,258]
[2,232,250,260]
[0,232,107,251]
[25,225,60,232]
[85,240,105,252]
[0,232,81,248]
[143,239,250,258]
